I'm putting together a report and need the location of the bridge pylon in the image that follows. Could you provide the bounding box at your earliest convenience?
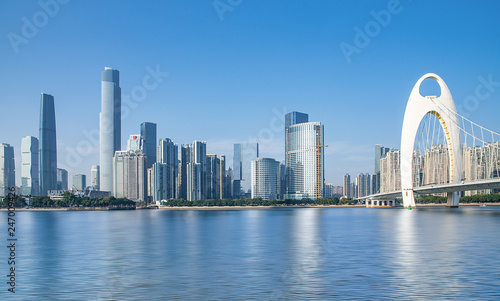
[400,73,462,209]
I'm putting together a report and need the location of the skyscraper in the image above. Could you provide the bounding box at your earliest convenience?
[233,143,259,198]
[177,144,190,200]
[187,162,202,201]
[73,174,86,191]
[127,134,144,151]
[113,150,147,202]
[148,162,167,203]
[21,136,39,196]
[158,138,178,199]
[0,143,15,198]
[285,121,324,200]
[343,173,351,198]
[100,67,121,193]
[91,165,100,190]
[141,122,157,169]
[251,158,280,200]
[285,111,309,197]
[57,168,68,190]
[220,155,226,199]
[39,93,57,196]
[374,145,390,194]
[206,154,220,200]
[192,140,207,199]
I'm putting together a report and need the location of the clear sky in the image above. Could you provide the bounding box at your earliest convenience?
[1,0,500,187]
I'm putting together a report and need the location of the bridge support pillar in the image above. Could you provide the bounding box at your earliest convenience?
[403,189,416,209]
[446,191,460,208]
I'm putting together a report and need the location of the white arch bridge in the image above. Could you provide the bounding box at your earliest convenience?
[360,73,500,208]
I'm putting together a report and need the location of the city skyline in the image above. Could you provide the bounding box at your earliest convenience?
[2,1,500,187]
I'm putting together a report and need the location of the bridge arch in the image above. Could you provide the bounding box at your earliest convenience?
[400,73,462,208]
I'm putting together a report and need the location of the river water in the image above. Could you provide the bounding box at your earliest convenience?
[1,206,500,300]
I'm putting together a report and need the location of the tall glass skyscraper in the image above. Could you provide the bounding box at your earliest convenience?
[21,136,39,196]
[285,122,324,200]
[233,143,259,198]
[192,140,207,199]
[39,93,57,196]
[0,143,15,198]
[141,122,157,169]
[57,168,68,190]
[251,158,280,200]
[100,67,121,193]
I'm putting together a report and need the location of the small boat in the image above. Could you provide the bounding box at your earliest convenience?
[480,204,486,207]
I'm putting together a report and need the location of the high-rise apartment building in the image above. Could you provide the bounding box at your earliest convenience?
[285,121,324,200]
[113,150,147,202]
[343,173,351,198]
[187,162,202,201]
[158,138,178,199]
[192,141,207,199]
[141,122,157,168]
[374,145,390,194]
[380,149,401,193]
[0,143,15,197]
[251,158,280,200]
[57,168,68,190]
[220,155,226,199]
[100,67,121,193]
[177,144,190,200]
[356,173,371,198]
[39,93,57,196]
[21,136,39,196]
[148,162,167,203]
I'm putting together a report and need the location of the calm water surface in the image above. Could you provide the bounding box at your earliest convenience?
[1,207,500,300]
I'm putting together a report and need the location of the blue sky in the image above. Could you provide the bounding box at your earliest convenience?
[1,0,500,186]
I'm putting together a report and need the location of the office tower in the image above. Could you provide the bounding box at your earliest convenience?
[127,134,144,151]
[343,173,351,198]
[141,122,157,169]
[285,122,324,199]
[177,144,190,200]
[279,163,286,199]
[374,145,390,193]
[148,162,167,203]
[100,67,121,193]
[219,155,226,199]
[0,143,15,197]
[251,158,280,200]
[21,136,39,196]
[73,174,86,191]
[233,143,259,198]
[226,167,233,198]
[39,93,57,196]
[191,141,207,199]
[187,162,202,201]
[285,111,309,130]
[206,154,220,200]
[113,150,147,202]
[285,111,309,198]
[56,168,68,190]
[158,138,178,199]
[91,165,100,190]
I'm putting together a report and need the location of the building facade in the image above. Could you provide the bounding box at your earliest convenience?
[100,67,121,193]
[113,150,147,202]
[233,143,259,198]
[73,174,86,191]
[57,168,68,191]
[285,122,324,200]
[39,93,57,196]
[21,136,39,196]
[251,158,280,200]
[157,138,178,199]
[0,143,15,198]
[91,165,100,190]
[141,122,157,169]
